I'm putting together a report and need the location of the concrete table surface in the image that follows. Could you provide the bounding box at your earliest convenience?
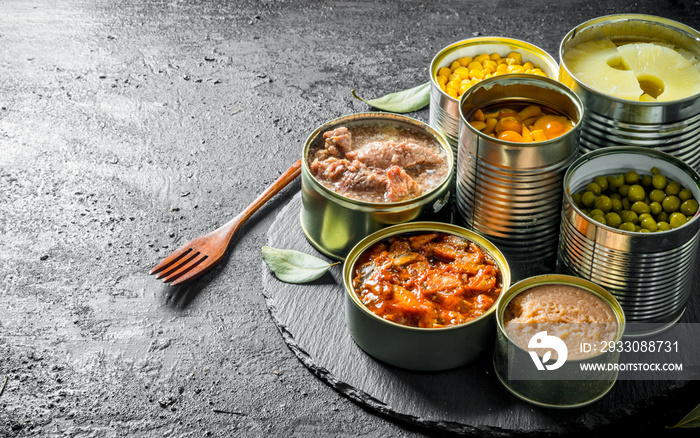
[2,1,700,437]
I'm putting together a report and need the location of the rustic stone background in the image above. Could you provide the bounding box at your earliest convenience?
[2,1,700,436]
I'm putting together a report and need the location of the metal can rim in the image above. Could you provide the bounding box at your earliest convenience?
[301,112,453,209]
[563,146,700,236]
[559,13,700,105]
[343,221,512,332]
[496,273,626,357]
[429,36,559,103]
[457,73,585,146]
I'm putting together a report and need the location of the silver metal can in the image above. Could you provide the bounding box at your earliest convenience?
[300,113,453,260]
[494,274,625,408]
[456,74,584,282]
[429,37,559,167]
[558,147,700,336]
[559,14,700,170]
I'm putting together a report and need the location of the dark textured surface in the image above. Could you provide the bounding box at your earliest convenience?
[264,193,700,437]
[2,0,700,437]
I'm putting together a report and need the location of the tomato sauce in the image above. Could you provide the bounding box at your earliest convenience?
[351,232,503,328]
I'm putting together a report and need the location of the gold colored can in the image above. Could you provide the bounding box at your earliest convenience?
[300,113,453,260]
[344,221,511,371]
[494,274,625,408]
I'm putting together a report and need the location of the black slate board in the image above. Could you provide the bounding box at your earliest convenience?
[262,192,698,436]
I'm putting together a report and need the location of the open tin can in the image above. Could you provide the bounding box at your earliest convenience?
[429,37,559,169]
[300,113,453,260]
[344,221,511,371]
[559,14,700,170]
[456,74,583,281]
[558,147,700,336]
[494,274,625,408]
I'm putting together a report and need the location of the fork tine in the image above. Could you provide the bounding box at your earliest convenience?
[155,250,201,280]
[162,254,210,285]
[150,246,193,275]
[168,256,212,286]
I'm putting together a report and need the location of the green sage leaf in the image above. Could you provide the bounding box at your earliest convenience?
[262,246,339,284]
[352,81,430,113]
[667,403,700,428]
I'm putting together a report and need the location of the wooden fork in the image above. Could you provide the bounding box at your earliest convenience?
[150,158,302,286]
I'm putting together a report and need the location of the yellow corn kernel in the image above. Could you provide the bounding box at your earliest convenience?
[507,65,525,73]
[497,63,508,73]
[481,68,491,78]
[518,104,542,121]
[534,70,548,77]
[507,51,522,65]
[524,69,533,74]
[484,73,492,80]
[522,61,535,71]
[473,109,485,122]
[531,129,548,142]
[439,83,446,92]
[454,67,471,80]
[446,87,459,98]
[474,53,490,64]
[438,67,452,77]
[483,117,498,135]
[467,61,484,71]
[436,75,448,86]
[521,125,533,142]
[448,79,461,90]
[470,77,482,86]
[449,73,461,82]
[490,53,501,61]
[497,58,508,65]
[450,61,461,71]
[459,83,470,95]
[470,121,487,130]
[469,69,484,80]
[458,56,473,67]
[483,60,497,73]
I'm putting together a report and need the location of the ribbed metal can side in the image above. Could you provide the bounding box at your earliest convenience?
[456,74,583,281]
[556,146,700,335]
[558,14,700,171]
[578,111,700,171]
[558,201,698,323]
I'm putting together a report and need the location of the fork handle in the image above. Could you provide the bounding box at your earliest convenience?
[221,158,303,238]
